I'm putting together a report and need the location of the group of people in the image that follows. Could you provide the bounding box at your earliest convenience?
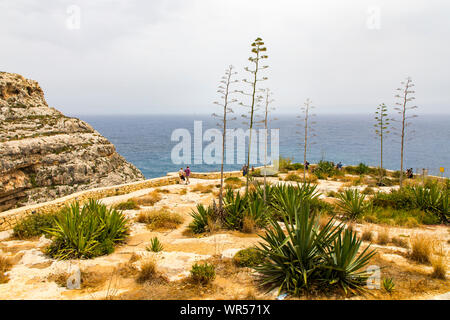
[241,164,255,177]
[178,166,191,184]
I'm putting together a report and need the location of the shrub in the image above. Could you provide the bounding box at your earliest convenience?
[382,278,395,293]
[132,191,162,206]
[190,262,216,285]
[314,160,336,178]
[362,187,375,195]
[137,209,183,230]
[115,200,140,210]
[13,212,59,239]
[188,204,215,234]
[372,189,415,211]
[147,237,163,252]
[327,190,338,198]
[336,189,369,220]
[362,207,437,227]
[0,255,13,284]
[409,235,433,264]
[233,247,265,267]
[278,156,294,172]
[224,177,244,189]
[45,200,129,260]
[284,173,303,182]
[256,202,375,295]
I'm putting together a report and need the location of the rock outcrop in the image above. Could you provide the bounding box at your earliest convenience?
[0,72,145,211]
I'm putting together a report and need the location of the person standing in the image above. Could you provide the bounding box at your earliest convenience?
[184,166,191,185]
[242,164,248,177]
[179,167,185,184]
[305,161,310,171]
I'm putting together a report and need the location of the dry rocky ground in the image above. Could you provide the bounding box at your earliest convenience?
[0,175,448,300]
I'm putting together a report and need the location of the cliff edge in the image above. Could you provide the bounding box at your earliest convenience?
[0,72,145,211]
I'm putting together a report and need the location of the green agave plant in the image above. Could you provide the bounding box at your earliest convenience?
[255,201,375,296]
[245,197,268,228]
[271,183,320,219]
[224,190,248,230]
[45,199,129,260]
[319,229,376,294]
[148,236,164,252]
[188,204,214,234]
[409,184,449,223]
[336,189,369,220]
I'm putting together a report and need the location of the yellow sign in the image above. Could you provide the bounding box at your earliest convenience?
[440,167,445,173]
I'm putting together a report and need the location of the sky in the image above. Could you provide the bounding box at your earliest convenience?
[1,0,449,115]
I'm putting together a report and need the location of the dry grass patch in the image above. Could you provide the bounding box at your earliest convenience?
[136,208,184,230]
[377,228,390,245]
[48,269,108,289]
[242,216,256,234]
[409,234,433,264]
[431,255,447,279]
[224,177,244,189]
[136,259,168,285]
[361,227,374,242]
[117,254,141,278]
[0,255,13,284]
[155,188,170,194]
[132,190,162,206]
[391,236,409,248]
[191,184,214,193]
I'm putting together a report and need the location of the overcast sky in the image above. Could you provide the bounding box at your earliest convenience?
[1,0,449,115]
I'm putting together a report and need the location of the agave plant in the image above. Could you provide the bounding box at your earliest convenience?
[147,236,163,252]
[188,204,214,234]
[410,184,449,223]
[319,229,376,294]
[45,200,129,260]
[382,277,395,293]
[223,190,248,230]
[271,183,320,219]
[336,189,369,220]
[255,201,376,296]
[245,197,269,228]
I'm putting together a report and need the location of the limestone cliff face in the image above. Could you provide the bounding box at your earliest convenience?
[0,72,145,211]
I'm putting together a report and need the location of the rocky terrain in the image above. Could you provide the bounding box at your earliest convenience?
[0,175,448,300]
[0,72,145,211]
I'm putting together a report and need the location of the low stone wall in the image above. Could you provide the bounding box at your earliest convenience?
[0,170,249,232]
[0,175,178,232]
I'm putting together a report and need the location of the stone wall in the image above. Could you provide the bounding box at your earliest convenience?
[0,175,178,231]
[0,170,246,231]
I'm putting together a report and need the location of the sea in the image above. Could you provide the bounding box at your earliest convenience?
[75,114,450,179]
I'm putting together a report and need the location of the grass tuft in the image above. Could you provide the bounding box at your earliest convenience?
[409,235,433,264]
[136,209,183,230]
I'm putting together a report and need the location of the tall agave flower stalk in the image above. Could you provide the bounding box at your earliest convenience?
[213,65,238,216]
[238,37,269,193]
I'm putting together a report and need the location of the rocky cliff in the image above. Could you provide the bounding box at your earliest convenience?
[0,72,145,211]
